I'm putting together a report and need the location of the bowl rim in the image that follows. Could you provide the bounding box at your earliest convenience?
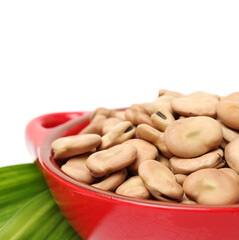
[38,111,239,211]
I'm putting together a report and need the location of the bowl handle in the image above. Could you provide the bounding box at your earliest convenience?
[25,112,90,159]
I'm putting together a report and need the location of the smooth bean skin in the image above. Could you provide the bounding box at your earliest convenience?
[124,139,158,174]
[99,121,135,150]
[125,108,153,126]
[130,104,149,113]
[102,117,123,135]
[52,134,102,160]
[164,116,223,158]
[151,109,175,132]
[116,176,151,199]
[171,96,218,117]
[183,168,239,205]
[174,174,187,186]
[111,110,126,120]
[219,168,239,185]
[91,168,128,191]
[158,153,170,169]
[86,144,137,177]
[61,153,96,184]
[158,89,184,98]
[170,148,223,174]
[150,95,175,114]
[90,107,112,121]
[221,92,239,102]
[217,120,239,142]
[225,137,239,174]
[186,91,220,100]
[180,194,197,205]
[79,114,106,135]
[217,101,239,130]
[139,160,184,201]
[136,124,173,158]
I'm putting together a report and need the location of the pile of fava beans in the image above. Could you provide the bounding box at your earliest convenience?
[52,90,239,205]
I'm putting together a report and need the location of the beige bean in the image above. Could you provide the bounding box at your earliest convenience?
[187,91,220,100]
[125,108,153,126]
[217,101,239,130]
[136,124,173,158]
[158,89,185,98]
[52,89,239,206]
[61,153,96,184]
[150,95,176,114]
[124,139,159,174]
[151,109,175,132]
[52,134,102,160]
[171,96,218,118]
[90,107,112,121]
[217,120,239,143]
[225,137,239,174]
[130,104,148,114]
[221,92,239,102]
[164,116,223,158]
[111,110,126,120]
[175,174,187,186]
[214,159,226,169]
[91,168,128,191]
[220,138,228,150]
[138,160,184,201]
[99,121,136,150]
[219,168,239,185]
[141,102,152,115]
[158,153,170,168]
[86,144,137,177]
[180,194,197,205]
[170,148,224,175]
[116,176,151,199]
[183,168,239,205]
[102,117,123,135]
[79,114,106,135]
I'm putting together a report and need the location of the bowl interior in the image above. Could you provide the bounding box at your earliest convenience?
[39,113,239,211]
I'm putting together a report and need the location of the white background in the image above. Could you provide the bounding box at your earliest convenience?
[0,1,238,167]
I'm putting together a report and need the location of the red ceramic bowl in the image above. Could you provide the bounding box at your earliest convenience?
[25,112,239,240]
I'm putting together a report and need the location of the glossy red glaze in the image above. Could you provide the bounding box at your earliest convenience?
[25,112,239,240]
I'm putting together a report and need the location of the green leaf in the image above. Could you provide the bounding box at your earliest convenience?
[0,163,48,228]
[0,163,81,239]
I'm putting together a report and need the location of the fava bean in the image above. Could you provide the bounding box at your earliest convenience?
[171,96,218,117]
[136,124,173,158]
[183,168,239,205]
[53,89,239,206]
[170,148,223,175]
[124,139,158,175]
[61,153,96,184]
[217,120,239,143]
[225,137,239,174]
[219,168,239,185]
[102,117,123,135]
[217,101,239,130]
[91,168,128,191]
[139,160,184,201]
[99,121,135,150]
[174,174,187,186]
[79,114,106,135]
[164,116,223,158]
[151,109,175,132]
[116,176,151,199]
[86,144,137,177]
[125,108,153,126]
[52,134,102,160]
